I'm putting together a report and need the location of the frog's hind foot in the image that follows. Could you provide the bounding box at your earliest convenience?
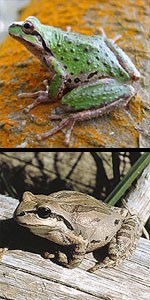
[36,115,76,146]
[87,256,118,273]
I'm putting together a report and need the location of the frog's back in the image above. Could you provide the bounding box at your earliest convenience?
[49,28,130,81]
[50,190,125,250]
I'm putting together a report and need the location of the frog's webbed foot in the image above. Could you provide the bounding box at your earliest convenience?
[36,114,76,146]
[18,80,51,113]
[88,256,117,273]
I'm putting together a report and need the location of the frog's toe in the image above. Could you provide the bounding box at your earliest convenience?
[95,27,122,43]
[95,27,107,37]
[21,91,49,113]
[87,257,118,272]
[43,251,55,259]
[36,114,76,145]
[56,251,68,265]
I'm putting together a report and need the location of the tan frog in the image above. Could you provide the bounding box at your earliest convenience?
[14,190,142,272]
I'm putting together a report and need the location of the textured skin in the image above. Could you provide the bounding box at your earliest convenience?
[8,17,141,143]
[14,190,142,272]
[9,16,140,110]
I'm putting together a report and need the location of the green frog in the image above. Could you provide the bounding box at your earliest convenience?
[9,16,141,144]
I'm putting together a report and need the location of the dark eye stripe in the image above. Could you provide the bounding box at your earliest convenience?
[17,209,35,216]
[51,212,74,230]
[17,209,74,231]
[33,32,54,56]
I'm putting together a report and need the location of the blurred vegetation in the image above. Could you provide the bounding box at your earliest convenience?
[0,152,145,204]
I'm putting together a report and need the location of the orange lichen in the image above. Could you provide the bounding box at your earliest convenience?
[0,0,146,148]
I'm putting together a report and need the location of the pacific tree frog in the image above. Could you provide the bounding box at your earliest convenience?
[9,17,141,145]
[14,190,142,272]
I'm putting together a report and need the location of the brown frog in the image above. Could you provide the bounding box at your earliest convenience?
[14,190,142,272]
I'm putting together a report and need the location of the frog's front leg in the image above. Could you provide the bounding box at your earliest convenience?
[19,80,50,113]
[66,235,88,268]
[88,213,142,273]
[19,56,67,113]
[36,78,135,145]
[44,233,88,269]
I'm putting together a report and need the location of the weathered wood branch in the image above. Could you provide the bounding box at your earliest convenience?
[124,163,150,225]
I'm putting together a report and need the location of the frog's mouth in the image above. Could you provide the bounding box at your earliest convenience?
[9,34,47,60]
[14,209,74,231]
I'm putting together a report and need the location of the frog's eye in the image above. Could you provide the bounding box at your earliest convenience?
[37,207,51,219]
[22,21,34,34]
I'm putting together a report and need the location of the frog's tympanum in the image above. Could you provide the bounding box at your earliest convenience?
[14,191,141,272]
[9,17,141,144]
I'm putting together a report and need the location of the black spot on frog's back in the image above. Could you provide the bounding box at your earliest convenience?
[114,219,120,225]
[91,239,101,244]
[87,71,98,79]
[74,78,80,83]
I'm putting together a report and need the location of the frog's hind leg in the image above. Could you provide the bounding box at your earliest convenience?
[36,78,135,145]
[88,214,142,273]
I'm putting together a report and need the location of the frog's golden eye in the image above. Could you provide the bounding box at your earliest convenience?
[37,207,51,219]
[22,21,34,34]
